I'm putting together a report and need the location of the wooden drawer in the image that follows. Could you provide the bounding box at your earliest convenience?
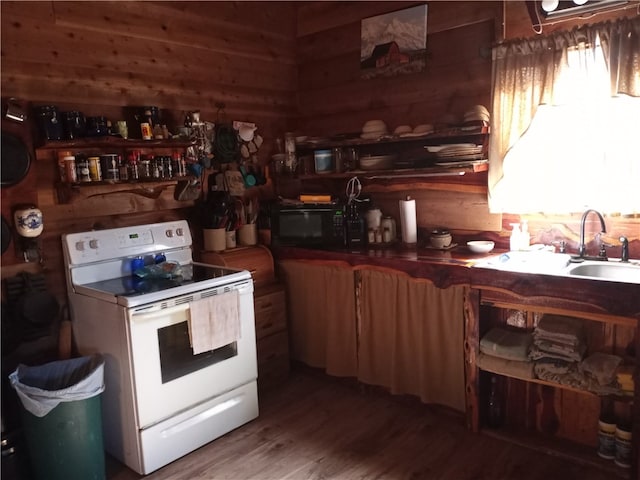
[257,330,290,372]
[254,284,287,340]
[198,245,275,288]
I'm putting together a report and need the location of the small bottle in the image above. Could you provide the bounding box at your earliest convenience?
[520,220,530,250]
[374,228,383,244]
[487,375,504,428]
[154,252,166,264]
[131,256,144,274]
[367,228,375,243]
[509,223,521,252]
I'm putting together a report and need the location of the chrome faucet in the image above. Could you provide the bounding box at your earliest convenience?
[578,209,607,259]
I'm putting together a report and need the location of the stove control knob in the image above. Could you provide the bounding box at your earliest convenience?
[176,228,184,237]
[75,241,85,251]
[89,239,99,249]
[165,229,174,238]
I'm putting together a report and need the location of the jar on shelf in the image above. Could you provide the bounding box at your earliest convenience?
[34,105,63,141]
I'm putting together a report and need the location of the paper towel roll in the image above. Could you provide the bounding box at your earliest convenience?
[399,197,417,244]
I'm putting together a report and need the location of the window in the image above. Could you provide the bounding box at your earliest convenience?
[488,17,640,214]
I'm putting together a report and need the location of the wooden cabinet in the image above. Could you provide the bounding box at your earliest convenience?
[198,246,289,390]
[465,287,637,478]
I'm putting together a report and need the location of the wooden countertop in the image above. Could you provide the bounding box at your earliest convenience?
[272,245,640,320]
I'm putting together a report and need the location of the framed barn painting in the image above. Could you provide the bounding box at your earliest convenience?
[360,4,428,79]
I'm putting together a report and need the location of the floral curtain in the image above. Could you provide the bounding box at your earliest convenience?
[488,17,640,214]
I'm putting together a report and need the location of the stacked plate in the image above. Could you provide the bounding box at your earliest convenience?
[425,143,485,164]
[361,120,388,140]
[463,105,490,123]
[359,154,396,171]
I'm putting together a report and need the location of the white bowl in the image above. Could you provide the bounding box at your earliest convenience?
[467,240,495,253]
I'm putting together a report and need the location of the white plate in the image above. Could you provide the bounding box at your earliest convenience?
[425,144,477,153]
[359,155,396,170]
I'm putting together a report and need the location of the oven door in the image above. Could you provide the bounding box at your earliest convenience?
[128,281,257,428]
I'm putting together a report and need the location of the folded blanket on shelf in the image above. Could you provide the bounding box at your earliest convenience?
[477,352,535,379]
[579,352,622,387]
[534,361,621,395]
[529,343,586,363]
[479,327,532,362]
[534,314,585,345]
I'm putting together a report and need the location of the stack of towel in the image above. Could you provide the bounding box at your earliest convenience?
[479,326,534,379]
[529,315,587,363]
[529,315,586,387]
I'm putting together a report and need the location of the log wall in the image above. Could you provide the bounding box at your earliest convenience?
[293,1,639,256]
[1,1,297,299]
[1,1,638,301]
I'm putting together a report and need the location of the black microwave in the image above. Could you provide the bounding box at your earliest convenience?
[270,203,345,247]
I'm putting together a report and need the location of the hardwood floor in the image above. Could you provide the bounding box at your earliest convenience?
[107,369,621,480]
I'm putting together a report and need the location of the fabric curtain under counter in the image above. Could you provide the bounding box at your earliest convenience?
[357,269,466,412]
[279,260,358,377]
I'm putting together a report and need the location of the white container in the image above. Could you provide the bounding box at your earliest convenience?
[365,208,382,230]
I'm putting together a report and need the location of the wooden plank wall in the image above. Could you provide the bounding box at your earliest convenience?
[1,1,297,300]
[293,2,639,254]
[293,2,502,233]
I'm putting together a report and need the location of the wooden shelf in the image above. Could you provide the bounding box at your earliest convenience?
[296,125,489,151]
[482,426,629,479]
[37,136,195,150]
[55,179,186,203]
[478,366,633,400]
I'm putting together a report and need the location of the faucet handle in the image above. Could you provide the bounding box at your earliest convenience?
[552,240,567,253]
[598,242,612,259]
[619,236,629,263]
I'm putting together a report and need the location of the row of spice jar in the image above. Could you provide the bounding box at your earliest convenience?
[57,150,188,184]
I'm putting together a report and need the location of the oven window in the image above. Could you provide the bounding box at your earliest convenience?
[158,321,237,383]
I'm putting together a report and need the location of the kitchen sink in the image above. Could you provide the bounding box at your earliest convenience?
[566,260,640,284]
[473,251,640,284]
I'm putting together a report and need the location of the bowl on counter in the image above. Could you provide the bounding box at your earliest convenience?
[467,240,495,253]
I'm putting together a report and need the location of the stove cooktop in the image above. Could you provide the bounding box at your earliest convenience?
[80,263,244,299]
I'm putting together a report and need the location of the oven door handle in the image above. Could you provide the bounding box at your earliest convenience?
[130,303,190,324]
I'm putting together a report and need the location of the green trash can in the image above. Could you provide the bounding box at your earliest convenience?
[9,354,106,480]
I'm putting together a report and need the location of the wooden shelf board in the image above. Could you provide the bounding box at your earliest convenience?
[481,427,630,479]
[37,137,195,150]
[478,366,633,400]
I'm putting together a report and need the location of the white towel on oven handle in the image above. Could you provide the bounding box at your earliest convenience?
[188,290,241,355]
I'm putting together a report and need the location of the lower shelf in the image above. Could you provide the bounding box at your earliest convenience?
[481,426,631,478]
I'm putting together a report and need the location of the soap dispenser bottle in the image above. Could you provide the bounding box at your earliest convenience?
[520,220,530,250]
[509,223,521,251]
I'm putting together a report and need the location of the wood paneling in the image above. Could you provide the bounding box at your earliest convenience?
[0,1,297,299]
[294,3,500,135]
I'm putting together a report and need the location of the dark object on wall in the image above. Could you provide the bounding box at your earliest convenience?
[1,132,31,186]
[33,105,63,141]
[1,215,11,254]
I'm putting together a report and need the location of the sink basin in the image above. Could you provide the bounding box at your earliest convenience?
[566,261,640,284]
